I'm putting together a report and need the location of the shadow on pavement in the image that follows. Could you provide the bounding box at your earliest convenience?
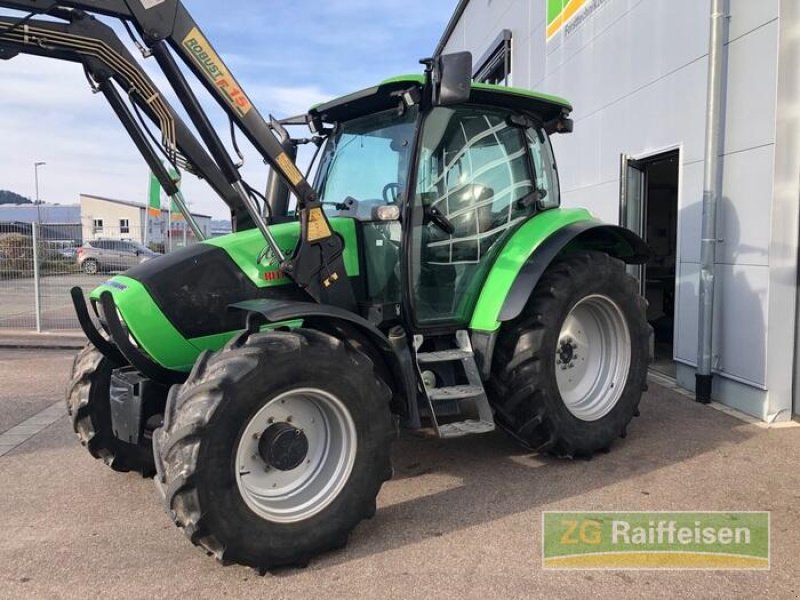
[312,381,756,569]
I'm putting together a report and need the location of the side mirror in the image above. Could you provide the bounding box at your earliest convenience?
[434,51,472,106]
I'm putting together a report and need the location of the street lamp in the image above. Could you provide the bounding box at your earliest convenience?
[34,161,46,223]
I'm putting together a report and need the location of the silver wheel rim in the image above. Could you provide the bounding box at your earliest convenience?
[235,388,357,523]
[84,261,97,274]
[555,294,631,422]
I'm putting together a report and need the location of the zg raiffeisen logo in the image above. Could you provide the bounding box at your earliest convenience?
[542,512,770,570]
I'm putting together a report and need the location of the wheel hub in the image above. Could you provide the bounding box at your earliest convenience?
[557,338,577,368]
[257,422,309,471]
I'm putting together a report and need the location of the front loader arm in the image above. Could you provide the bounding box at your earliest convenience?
[0,10,254,230]
[0,0,313,204]
[0,1,356,310]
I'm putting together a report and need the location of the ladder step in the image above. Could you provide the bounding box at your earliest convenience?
[417,349,473,364]
[438,420,496,438]
[427,385,484,401]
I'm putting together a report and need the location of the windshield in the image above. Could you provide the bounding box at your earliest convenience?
[315,107,418,206]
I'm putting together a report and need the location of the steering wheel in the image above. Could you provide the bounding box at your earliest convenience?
[382,183,400,204]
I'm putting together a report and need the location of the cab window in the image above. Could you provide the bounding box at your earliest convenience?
[410,106,535,324]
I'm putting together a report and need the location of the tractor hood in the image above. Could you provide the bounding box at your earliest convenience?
[88,219,360,372]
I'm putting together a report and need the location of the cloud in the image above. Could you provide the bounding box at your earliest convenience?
[247,84,332,117]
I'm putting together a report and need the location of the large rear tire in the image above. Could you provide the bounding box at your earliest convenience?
[153,328,394,570]
[65,344,156,475]
[488,251,649,458]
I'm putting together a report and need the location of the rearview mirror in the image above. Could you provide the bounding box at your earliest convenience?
[434,52,472,106]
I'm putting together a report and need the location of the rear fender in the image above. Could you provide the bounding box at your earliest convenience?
[470,209,651,334]
[468,217,650,378]
[497,222,651,323]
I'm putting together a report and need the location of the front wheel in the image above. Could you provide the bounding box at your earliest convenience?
[153,328,395,570]
[489,251,649,458]
[65,344,156,475]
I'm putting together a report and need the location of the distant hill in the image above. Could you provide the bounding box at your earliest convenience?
[0,190,32,205]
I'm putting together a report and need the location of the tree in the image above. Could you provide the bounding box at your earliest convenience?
[0,190,32,205]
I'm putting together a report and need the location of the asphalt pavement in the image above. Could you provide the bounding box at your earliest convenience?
[0,273,105,330]
[1,347,799,599]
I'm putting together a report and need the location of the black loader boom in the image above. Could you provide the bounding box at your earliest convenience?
[0,0,355,309]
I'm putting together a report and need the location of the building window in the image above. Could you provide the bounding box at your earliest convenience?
[473,29,512,86]
[120,218,130,234]
[93,219,103,234]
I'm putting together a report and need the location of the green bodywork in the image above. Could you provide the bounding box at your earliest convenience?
[86,76,630,374]
[89,208,602,371]
[203,218,360,288]
[90,218,360,371]
[378,75,573,112]
[469,207,592,333]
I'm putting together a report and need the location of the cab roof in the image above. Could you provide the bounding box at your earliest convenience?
[309,75,572,124]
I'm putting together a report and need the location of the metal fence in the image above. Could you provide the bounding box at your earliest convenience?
[0,222,199,332]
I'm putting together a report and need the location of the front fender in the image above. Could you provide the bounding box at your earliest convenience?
[470,209,651,332]
[230,299,412,411]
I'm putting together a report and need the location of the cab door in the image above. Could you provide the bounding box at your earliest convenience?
[408,106,537,326]
[619,154,646,290]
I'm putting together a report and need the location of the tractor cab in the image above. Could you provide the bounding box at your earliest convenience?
[300,70,574,328]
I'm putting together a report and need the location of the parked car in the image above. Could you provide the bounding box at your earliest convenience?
[46,240,79,260]
[77,239,161,274]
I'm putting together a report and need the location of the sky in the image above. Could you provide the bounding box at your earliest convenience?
[0,0,457,219]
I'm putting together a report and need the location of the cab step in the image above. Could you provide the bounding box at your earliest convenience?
[413,330,495,439]
[427,385,484,401]
[416,349,473,363]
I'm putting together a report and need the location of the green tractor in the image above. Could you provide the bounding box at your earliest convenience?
[1,1,649,570]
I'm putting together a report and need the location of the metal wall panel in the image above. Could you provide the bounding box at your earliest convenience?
[722,20,780,155]
[728,0,779,41]
[714,263,770,388]
[440,0,789,416]
[717,145,774,268]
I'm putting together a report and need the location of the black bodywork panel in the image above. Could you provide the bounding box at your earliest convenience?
[125,244,307,340]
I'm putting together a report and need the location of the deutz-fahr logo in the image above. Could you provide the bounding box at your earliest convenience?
[182,27,252,117]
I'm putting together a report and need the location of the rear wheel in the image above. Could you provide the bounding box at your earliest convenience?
[65,344,156,475]
[489,251,649,457]
[153,328,394,570]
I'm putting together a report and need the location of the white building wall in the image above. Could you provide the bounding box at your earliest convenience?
[80,194,144,243]
[80,194,212,247]
[442,0,799,420]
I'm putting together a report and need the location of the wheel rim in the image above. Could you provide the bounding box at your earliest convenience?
[235,387,357,523]
[85,261,97,274]
[554,294,631,422]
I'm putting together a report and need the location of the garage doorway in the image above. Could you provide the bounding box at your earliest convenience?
[620,150,679,378]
